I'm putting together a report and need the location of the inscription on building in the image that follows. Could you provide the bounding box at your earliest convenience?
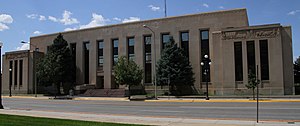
[222,28,280,40]
[6,53,29,60]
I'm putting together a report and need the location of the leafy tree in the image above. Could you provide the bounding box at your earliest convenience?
[246,71,260,100]
[114,56,143,98]
[37,33,74,96]
[156,36,195,95]
[294,56,300,84]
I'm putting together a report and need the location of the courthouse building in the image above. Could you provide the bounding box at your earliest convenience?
[2,8,294,95]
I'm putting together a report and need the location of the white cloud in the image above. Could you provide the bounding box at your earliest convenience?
[0,14,13,31]
[39,15,46,21]
[148,5,160,11]
[48,16,58,22]
[48,10,79,25]
[26,14,38,19]
[80,13,109,29]
[122,17,140,23]
[33,31,42,35]
[16,44,29,50]
[0,23,9,31]
[64,27,77,31]
[203,3,209,8]
[113,17,121,21]
[288,10,300,15]
[60,10,79,25]
[0,14,13,23]
[219,6,224,9]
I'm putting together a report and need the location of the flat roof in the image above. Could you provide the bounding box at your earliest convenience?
[31,8,247,39]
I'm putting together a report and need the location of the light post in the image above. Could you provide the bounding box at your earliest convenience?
[0,41,3,109]
[9,68,12,97]
[21,41,39,97]
[143,24,157,99]
[201,55,211,100]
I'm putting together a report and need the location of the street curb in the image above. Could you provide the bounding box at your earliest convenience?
[145,99,300,103]
[73,97,129,101]
[4,96,300,102]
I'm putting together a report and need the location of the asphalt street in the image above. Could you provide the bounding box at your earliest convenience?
[2,98,300,122]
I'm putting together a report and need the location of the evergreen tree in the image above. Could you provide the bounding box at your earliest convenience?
[156,36,195,95]
[114,56,143,98]
[37,33,74,95]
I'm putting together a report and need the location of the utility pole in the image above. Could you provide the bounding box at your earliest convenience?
[0,42,4,109]
[164,0,167,17]
[256,65,259,123]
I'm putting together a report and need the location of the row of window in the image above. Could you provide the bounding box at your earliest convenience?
[69,30,209,84]
[234,40,269,81]
[9,60,23,88]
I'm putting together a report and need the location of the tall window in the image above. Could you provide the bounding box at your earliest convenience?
[70,43,76,83]
[98,40,104,67]
[234,42,243,81]
[14,60,18,87]
[200,30,210,82]
[112,39,119,66]
[19,60,23,87]
[247,41,256,75]
[259,40,269,80]
[180,32,189,58]
[83,42,90,84]
[161,33,170,49]
[144,36,152,83]
[128,37,135,61]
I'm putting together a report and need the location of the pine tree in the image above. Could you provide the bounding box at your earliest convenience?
[37,33,74,95]
[156,36,195,95]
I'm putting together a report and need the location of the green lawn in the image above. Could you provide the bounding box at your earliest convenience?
[0,114,145,126]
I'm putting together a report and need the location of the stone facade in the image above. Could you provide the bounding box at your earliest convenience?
[2,8,294,95]
[2,50,43,94]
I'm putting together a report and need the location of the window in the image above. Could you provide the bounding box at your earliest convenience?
[98,40,104,67]
[19,60,23,87]
[180,32,189,58]
[259,40,269,80]
[70,43,76,83]
[247,41,256,75]
[14,60,18,87]
[144,36,152,83]
[161,33,170,49]
[112,39,119,66]
[200,30,210,82]
[83,42,90,84]
[144,36,152,63]
[128,37,135,61]
[234,42,243,81]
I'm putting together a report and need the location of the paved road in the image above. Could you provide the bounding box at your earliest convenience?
[2,98,300,122]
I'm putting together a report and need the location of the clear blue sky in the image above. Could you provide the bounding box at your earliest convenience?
[0,0,299,60]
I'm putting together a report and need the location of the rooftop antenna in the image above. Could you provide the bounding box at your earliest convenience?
[164,0,167,17]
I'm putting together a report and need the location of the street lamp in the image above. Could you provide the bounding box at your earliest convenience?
[21,41,39,97]
[201,54,211,100]
[9,68,12,97]
[0,41,3,109]
[143,24,157,99]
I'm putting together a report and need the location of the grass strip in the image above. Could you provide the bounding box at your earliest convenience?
[0,114,145,126]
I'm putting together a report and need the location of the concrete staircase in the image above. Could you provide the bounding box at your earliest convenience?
[82,89,126,97]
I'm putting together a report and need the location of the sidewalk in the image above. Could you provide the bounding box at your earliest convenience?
[0,109,298,126]
[3,95,300,103]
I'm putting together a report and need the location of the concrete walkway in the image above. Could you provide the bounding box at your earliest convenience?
[0,109,299,126]
[3,95,300,103]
